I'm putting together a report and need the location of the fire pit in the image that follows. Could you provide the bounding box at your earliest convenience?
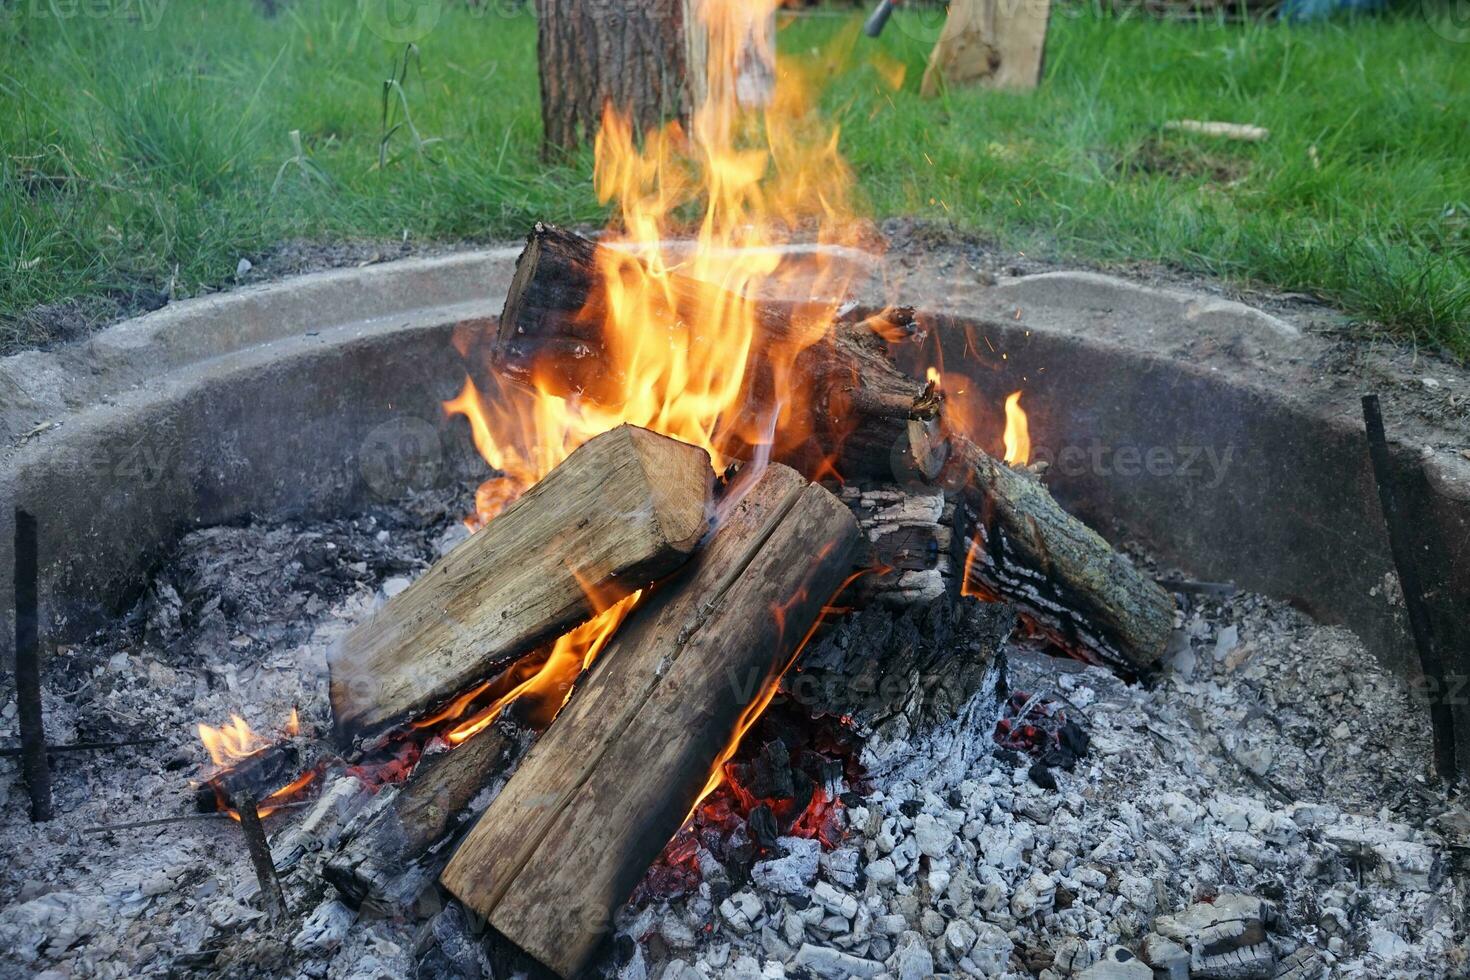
[2,232,1468,977]
[4,4,1470,978]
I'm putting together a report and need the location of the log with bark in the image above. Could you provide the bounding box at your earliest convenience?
[440,463,860,978]
[487,224,1173,670]
[535,0,691,156]
[328,424,713,747]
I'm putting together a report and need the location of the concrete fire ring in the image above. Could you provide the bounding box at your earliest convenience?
[2,246,1467,774]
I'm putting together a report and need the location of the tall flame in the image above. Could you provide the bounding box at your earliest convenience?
[446,0,864,529]
[1002,391,1030,466]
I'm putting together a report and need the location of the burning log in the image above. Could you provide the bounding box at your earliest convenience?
[195,739,304,813]
[328,424,714,746]
[440,463,860,978]
[490,223,939,485]
[490,224,1173,668]
[324,719,531,911]
[942,438,1175,671]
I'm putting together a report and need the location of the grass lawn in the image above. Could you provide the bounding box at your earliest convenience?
[2,1,1467,358]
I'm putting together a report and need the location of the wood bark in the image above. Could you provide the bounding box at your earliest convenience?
[939,437,1173,671]
[920,0,1052,97]
[489,224,1173,668]
[440,464,860,978]
[790,592,1016,743]
[324,720,531,911]
[328,424,713,747]
[535,0,693,156]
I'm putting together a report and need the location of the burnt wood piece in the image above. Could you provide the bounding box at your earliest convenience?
[440,464,860,978]
[492,223,939,485]
[840,485,955,607]
[236,791,288,924]
[195,740,304,814]
[14,509,52,823]
[324,719,531,910]
[328,424,713,747]
[790,593,1016,742]
[0,736,165,758]
[491,225,1173,668]
[945,438,1174,671]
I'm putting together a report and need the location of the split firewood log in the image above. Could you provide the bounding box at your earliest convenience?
[328,424,713,747]
[440,463,860,978]
[487,224,1173,669]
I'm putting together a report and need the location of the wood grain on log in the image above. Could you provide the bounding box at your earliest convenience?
[489,225,1172,668]
[441,464,860,977]
[920,0,1052,97]
[328,424,713,747]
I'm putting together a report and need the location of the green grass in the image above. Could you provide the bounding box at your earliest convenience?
[2,2,1467,358]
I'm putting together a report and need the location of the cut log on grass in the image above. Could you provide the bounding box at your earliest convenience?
[328,424,713,747]
[441,463,860,978]
[488,224,1173,668]
[535,0,692,156]
[920,0,1052,97]
[324,719,532,910]
[492,223,939,485]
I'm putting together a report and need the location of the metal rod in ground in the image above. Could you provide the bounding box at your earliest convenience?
[1361,394,1458,782]
[236,791,288,924]
[14,508,53,822]
[0,736,167,758]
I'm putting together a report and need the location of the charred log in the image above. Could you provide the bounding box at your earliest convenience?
[195,740,304,814]
[491,223,938,485]
[789,592,1016,743]
[324,719,532,911]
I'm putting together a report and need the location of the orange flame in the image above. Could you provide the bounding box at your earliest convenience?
[1003,391,1030,466]
[197,708,299,768]
[445,0,864,529]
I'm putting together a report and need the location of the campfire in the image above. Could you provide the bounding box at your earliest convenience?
[6,3,1457,980]
[160,4,1178,975]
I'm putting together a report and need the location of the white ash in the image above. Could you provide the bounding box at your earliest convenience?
[614,592,1467,980]
[2,490,1465,980]
[0,490,473,979]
